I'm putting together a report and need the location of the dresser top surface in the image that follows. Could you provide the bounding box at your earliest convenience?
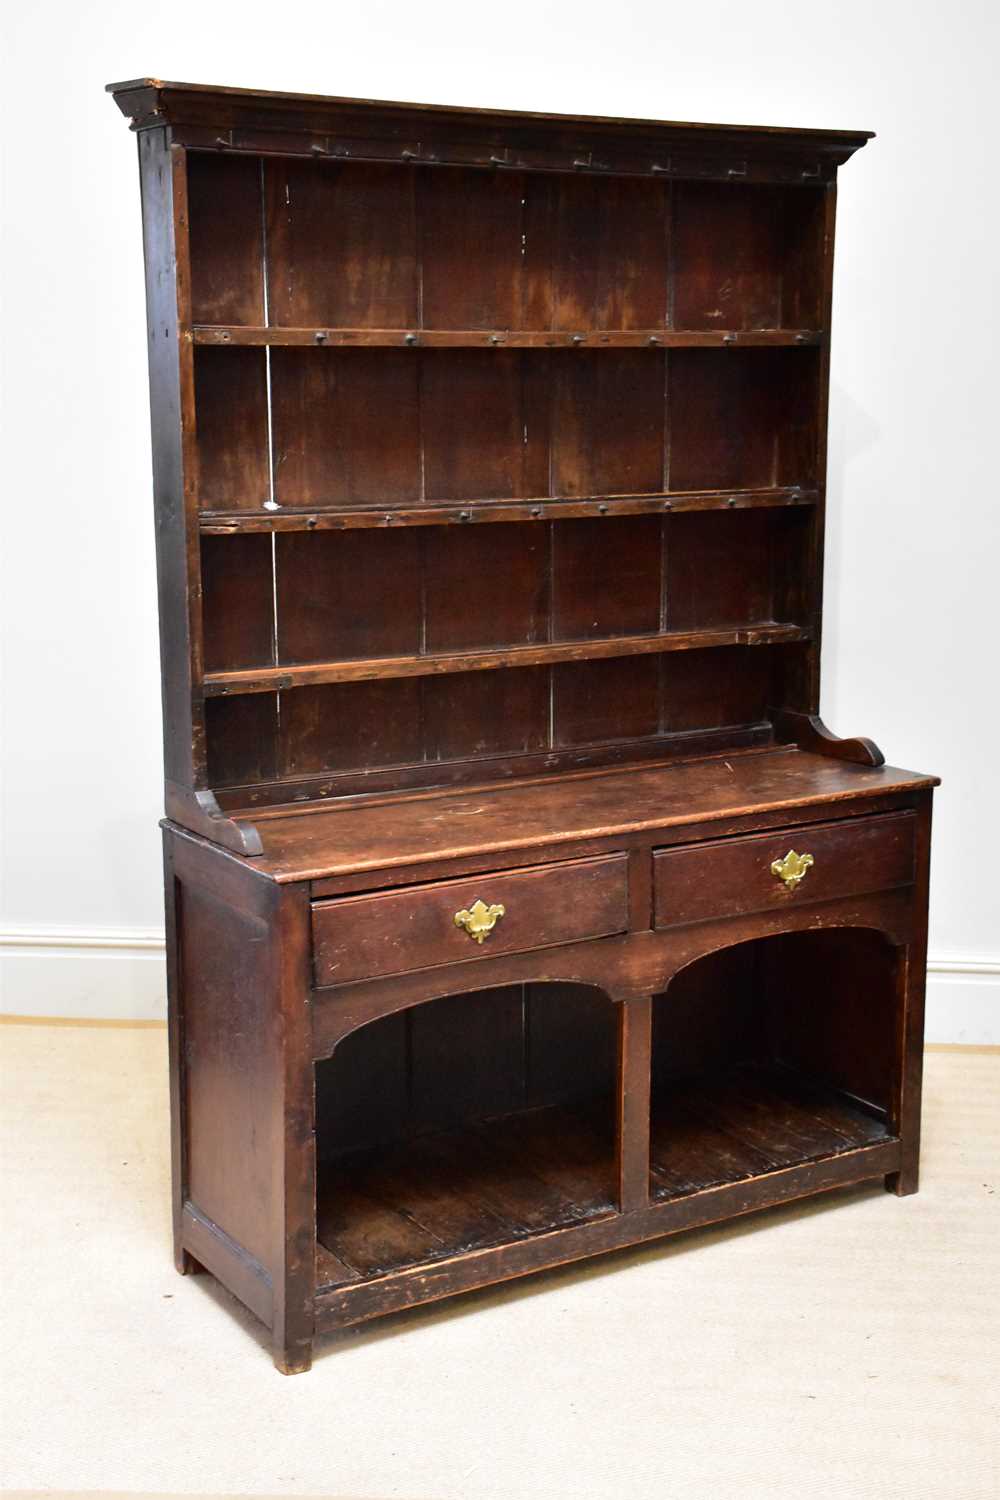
[207,749,936,882]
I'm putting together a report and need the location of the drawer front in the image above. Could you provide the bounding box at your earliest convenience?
[653,812,916,929]
[312,853,629,986]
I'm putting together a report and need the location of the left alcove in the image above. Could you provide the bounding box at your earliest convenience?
[314,983,619,1282]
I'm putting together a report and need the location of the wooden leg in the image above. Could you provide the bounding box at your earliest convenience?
[270,884,317,1376]
[274,1336,313,1375]
[163,836,191,1278]
[886,799,932,1202]
[885,1165,919,1197]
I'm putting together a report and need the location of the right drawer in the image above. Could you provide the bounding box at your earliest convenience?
[653,811,916,929]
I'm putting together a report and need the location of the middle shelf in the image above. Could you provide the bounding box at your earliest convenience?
[200,484,817,534]
[203,622,808,695]
[193,325,824,349]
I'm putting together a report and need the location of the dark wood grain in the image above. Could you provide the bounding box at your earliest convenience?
[316,1099,616,1278]
[187,153,264,325]
[653,810,916,928]
[278,679,423,778]
[668,348,817,492]
[422,667,550,761]
[270,348,421,505]
[666,510,786,630]
[265,159,417,329]
[312,854,629,985]
[199,485,817,533]
[194,326,821,348]
[617,997,653,1211]
[236,750,936,883]
[423,522,549,651]
[649,1064,889,1198]
[203,623,808,696]
[672,182,824,332]
[194,346,270,508]
[419,167,524,330]
[275,528,421,664]
[201,533,274,671]
[549,351,666,497]
[553,655,662,746]
[552,517,662,640]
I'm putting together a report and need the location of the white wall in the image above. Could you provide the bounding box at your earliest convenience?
[2,0,997,1037]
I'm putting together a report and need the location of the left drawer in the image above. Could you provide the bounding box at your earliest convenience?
[312,853,629,986]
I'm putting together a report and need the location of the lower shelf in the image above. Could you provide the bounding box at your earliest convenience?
[315,1065,891,1290]
[316,1099,616,1280]
[650,1063,890,1200]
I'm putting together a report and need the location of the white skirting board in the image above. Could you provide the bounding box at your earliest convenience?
[0,928,167,1023]
[0,926,997,1043]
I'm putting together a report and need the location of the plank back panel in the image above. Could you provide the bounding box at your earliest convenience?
[422,352,530,500]
[315,981,617,1159]
[668,348,818,491]
[201,533,275,671]
[552,517,662,640]
[424,523,550,652]
[187,154,265,326]
[270,348,421,504]
[264,159,417,328]
[419,168,525,329]
[194,347,270,508]
[276,529,422,664]
[549,352,666,496]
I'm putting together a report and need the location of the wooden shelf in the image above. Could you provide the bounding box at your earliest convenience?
[314,1065,889,1287]
[203,623,809,697]
[200,486,817,533]
[317,1097,616,1281]
[193,325,824,349]
[650,1063,891,1201]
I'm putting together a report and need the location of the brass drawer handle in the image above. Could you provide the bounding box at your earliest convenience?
[770,849,814,891]
[454,899,506,944]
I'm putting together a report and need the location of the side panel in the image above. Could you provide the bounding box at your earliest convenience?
[164,828,315,1370]
[138,130,204,789]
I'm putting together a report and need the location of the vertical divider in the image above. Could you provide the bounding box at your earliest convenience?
[544,347,556,748]
[662,174,675,737]
[665,179,676,333]
[259,161,279,671]
[659,344,672,731]
[416,526,428,763]
[412,166,428,763]
[259,160,282,768]
[616,994,653,1214]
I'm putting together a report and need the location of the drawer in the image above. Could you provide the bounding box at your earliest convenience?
[312,853,629,986]
[653,812,916,929]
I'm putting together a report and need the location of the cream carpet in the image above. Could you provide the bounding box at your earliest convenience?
[1,1023,997,1500]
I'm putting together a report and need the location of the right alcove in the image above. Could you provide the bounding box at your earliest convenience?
[648,929,901,1201]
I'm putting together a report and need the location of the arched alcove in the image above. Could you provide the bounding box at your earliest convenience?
[315,981,618,1278]
[649,927,900,1200]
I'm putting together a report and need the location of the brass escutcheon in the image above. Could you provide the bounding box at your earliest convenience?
[770,849,815,891]
[454,899,506,944]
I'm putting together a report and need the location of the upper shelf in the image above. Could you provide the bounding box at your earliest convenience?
[192,326,824,350]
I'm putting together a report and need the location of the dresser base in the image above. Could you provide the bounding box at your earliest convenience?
[163,754,934,1373]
